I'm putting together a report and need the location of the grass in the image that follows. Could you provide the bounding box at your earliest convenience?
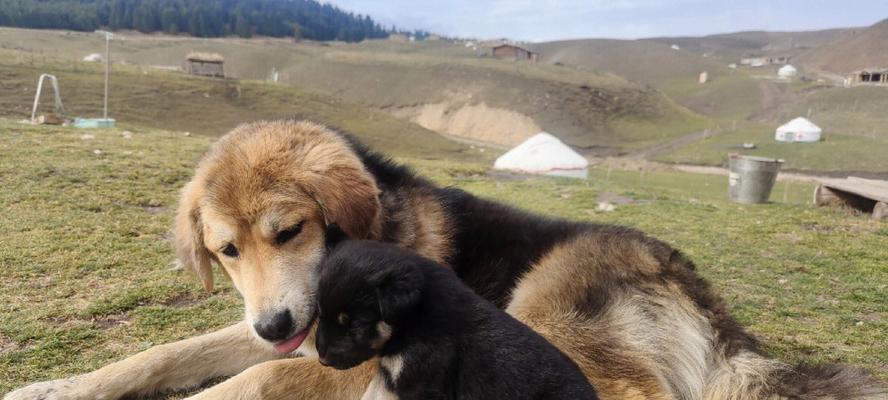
[1,120,885,397]
[656,124,888,173]
[657,72,762,121]
[0,28,710,153]
[0,48,482,162]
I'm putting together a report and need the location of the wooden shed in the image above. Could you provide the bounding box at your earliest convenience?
[492,44,538,62]
[185,52,225,78]
[815,177,888,220]
[848,68,888,86]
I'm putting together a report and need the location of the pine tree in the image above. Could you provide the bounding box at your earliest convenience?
[0,0,394,42]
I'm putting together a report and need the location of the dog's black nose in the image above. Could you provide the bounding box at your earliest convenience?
[253,310,294,342]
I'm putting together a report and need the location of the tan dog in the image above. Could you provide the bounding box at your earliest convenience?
[5,120,884,400]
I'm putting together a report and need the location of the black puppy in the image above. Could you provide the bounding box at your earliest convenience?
[315,225,598,400]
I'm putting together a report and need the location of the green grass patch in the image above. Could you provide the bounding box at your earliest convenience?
[656,124,888,172]
[1,120,885,398]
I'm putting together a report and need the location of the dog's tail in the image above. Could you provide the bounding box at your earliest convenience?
[703,350,886,399]
[771,363,886,400]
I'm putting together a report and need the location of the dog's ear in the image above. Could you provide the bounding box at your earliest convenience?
[324,223,349,252]
[375,265,423,325]
[174,180,215,292]
[301,146,381,240]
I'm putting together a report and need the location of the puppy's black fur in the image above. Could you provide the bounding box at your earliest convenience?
[316,225,598,400]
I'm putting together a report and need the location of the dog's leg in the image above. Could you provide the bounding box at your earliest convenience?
[4,322,280,400]
[185,357,374,400]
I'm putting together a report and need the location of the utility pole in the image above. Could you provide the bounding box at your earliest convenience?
[96,30,113,119]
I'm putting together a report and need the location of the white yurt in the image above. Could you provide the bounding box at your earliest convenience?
[494,132,588,179]
[778,65,798,79]
[775,117,822,143]
[83,53,103,62]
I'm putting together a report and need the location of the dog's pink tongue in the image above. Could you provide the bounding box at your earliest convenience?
[274,328,309,354]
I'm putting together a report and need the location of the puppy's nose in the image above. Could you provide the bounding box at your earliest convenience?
[253,310,294,342]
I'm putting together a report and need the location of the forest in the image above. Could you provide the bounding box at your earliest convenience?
[0,0,390,42]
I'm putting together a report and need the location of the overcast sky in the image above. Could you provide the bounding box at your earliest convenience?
[326,0,886,42]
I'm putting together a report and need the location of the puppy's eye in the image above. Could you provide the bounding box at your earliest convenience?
[275,222,304,245]
[221,243,239,258]
[337,312,350,326]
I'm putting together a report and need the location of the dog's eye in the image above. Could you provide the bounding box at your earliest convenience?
[221,243,239,258]
[275,222,304,245]
[337,312,350,326]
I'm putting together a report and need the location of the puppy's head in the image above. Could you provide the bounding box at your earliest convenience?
[315,229,424,370]
[174,121,382,354]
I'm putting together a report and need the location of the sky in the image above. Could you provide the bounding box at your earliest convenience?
[326,0,887,42]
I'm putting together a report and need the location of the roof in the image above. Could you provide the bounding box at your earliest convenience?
[778,65,798,77]
[186,52,224,63]
[853,67,888,73]
[776,117,821,133]
[494,132,587,174]
[492,43,536,54]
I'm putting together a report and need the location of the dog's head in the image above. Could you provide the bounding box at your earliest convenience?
[315,228,424,370]
[174,120,382,354]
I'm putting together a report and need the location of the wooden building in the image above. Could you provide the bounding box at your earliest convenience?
[185,52,225,78]
[492,44,538,62]
[848,68,888,86]
[740,55,791,67]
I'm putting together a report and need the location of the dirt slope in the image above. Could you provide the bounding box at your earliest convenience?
[797,19,888,74]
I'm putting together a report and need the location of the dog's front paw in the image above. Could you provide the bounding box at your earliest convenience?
[4,378,77,400]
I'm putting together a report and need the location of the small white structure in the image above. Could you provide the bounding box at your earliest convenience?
[83,53,103,62]
[494,132,588,179]
[671,44,680,50]
[778,65,798,80]
[775,117,822,143]
[699,71,709,84]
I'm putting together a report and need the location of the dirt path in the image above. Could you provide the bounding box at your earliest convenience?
[624,128,718,159]
[594,156,839,184]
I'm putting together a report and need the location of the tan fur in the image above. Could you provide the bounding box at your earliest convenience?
[188,357,375,400]
[703,350,787,400]
[507,233,679,400]
[177,120,382,294]
[371,321,393,350]
[404,189,452,264]
[378,187,452,265]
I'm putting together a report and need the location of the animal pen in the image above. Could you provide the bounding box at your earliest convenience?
[185,52,225,78]
[815,177,888,220]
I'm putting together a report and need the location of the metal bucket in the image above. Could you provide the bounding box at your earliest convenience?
[728,154,783,204]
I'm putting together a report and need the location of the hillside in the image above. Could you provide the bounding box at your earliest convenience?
[0,27,710,155]
[0,48,478,161]
[798,19,888,74]
[649,29,848,62]
[531,38,767,121]
[533,38,731,86]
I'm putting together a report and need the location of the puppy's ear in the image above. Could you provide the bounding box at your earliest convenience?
[376,265,423,325]
[174,180,215,292]
[324,223,349,252]
[300,139,381,240]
